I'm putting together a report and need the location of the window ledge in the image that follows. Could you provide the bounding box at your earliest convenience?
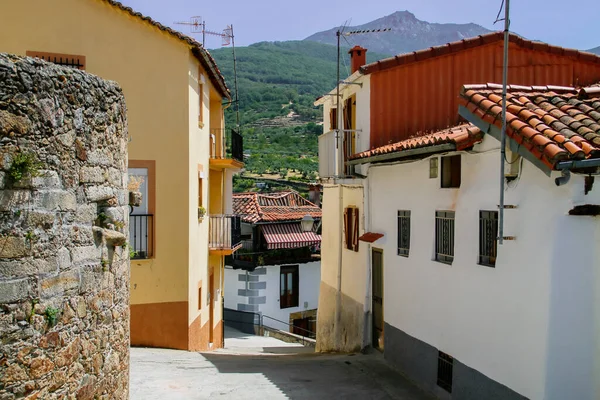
[477,262,496,268]
[397,253,409,258]
[433,259,453,266]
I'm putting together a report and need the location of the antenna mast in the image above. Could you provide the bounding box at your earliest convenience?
[497,0,510,245]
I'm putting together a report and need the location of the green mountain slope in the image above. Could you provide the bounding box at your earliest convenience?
[210,41,389,189]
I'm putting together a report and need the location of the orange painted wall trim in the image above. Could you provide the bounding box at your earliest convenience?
[130,301,188,350]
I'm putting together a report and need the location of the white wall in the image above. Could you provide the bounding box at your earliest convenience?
[260,262,321,331]
[367,136,600,399]
[224,262,321,331]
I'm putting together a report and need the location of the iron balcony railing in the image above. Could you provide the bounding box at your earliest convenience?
[318,129,360,178]
[210,128,244,163]
[129,214,153,259]
[209,214,242,250]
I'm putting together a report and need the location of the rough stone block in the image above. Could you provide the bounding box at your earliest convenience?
[80,266,104,294]
[85,185,114,202]
[31,171,61,189]
[56,247,71,271]
[71,245,102,265]
[107,168,124,187]
[86,150,113,166]
[26,211,55,229]
[0,171,5,189]
[40,271,80,298]
[79,166,105,184]
[0,236,29,258]
[238,274,259,282]
[75,204,97,223]
[0,190,31,211]
[56,130,76,147]
[0,108,31,136]
[34,190,77,211]
[238,289,259,297]
[0,278,31,303]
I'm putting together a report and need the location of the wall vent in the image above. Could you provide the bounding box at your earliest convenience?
[437,351,453,393]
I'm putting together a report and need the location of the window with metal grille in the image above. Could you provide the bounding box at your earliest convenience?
[280,265,299,309]
[441,155,461,188]
[437,351,453,393]
[344,206,359,252]
[26,51,86,70]
[479,211,498,267]
[435,211,455,264]
[397,210,410,257]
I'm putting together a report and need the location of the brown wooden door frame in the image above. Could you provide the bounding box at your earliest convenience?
[209,272,214,344]
[372,248,384,350]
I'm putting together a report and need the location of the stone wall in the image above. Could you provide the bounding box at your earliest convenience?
[0,54,130,399]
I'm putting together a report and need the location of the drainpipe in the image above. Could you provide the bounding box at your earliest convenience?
[334,185,343,348]
[362,176,372,350]
[498,0,510,245]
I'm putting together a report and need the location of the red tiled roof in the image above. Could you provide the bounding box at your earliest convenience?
[100,0,229,99]
[459,83,600,169]
[350,124,483,160]
[233,191,322,223]
[360,32,600,75]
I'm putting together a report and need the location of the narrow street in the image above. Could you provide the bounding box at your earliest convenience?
[130,327,432,399]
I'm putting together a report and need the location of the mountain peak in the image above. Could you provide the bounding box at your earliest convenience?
[305,11,491,56]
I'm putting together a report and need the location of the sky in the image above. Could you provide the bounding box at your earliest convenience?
[118,0,600,51]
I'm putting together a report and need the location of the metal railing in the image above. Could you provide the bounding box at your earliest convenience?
[209,215,242,250]
[129,214,153,259]
[261,315,316,345]
[210,128,244,163]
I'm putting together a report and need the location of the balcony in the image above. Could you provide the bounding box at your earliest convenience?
[209,215,242,255]
[226,246,320,271]
[209,128,244,170]
[318,129,358,179]
[129,214,154,259]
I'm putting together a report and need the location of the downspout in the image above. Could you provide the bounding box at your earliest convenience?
[334,185,343,347]
[362,173,372,350]
[498,0,510,245]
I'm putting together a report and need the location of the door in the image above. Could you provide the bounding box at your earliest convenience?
[209,272,214,344]
[372,248,384,350]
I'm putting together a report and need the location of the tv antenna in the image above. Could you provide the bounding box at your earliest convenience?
[175,18,241,128]
[333,23,391,177]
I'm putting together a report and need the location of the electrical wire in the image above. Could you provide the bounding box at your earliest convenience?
[494,0,505,24]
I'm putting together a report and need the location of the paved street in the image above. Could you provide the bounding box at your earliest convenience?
[130,327,432,400]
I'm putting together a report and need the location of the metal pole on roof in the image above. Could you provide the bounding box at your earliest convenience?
[336,29,342,178]
[499,0,510,245]
[230,25,241,129]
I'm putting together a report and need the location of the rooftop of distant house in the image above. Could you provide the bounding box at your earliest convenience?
[233,190,322,224]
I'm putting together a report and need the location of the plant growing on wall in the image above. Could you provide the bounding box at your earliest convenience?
[8,151,42,183]
[44,306,61,327]
[198,206,206,221]
[128,175,144,207]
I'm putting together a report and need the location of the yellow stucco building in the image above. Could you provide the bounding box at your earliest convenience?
[0,0,243,351]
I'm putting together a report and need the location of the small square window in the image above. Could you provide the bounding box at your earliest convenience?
[397,210,410,257]
[429,158,438,179]
[441,155,461,188]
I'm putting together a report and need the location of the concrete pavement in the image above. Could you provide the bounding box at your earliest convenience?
[130,327,432,400]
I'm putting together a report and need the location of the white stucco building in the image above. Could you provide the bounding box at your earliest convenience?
[316,34,600,400]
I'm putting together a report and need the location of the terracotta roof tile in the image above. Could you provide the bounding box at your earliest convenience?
[351,124,483,161]
[233,190,322,224]
[460,83,600,169]
[100,0,229,99]
[360,32,600,75]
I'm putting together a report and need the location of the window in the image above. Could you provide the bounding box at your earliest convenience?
[479,211,498,267]
[437,351,453,393]
[441,155,461,188]
[343,206,359,252]
[397,210,411,257]
[429,158,438,179]
[280,265,299,309]
[26,51,86,70]
[198,286,202,310]
[128,160,155,259]
[435,211,455,264]
[329,108,338,130]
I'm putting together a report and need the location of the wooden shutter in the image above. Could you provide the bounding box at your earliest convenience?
[343,207,350,249]
[330,108,338,130]
[352,208,359,252]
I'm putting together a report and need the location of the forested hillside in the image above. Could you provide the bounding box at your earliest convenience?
[210,40,389,190]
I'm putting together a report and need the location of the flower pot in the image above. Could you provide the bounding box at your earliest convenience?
[129,191,142,207]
